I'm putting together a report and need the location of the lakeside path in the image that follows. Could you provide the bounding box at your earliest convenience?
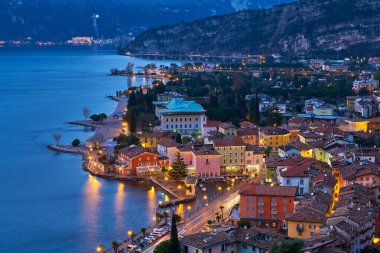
[92,97,129,140]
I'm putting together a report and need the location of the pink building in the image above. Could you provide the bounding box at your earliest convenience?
[192,146,221,177]
[172,143,221,178]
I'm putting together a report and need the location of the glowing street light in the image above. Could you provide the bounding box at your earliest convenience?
[217,186,222,191]
[96,245,104,253]
[203,195,208,200]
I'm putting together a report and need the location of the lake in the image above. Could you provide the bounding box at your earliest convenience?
[0,46,192,253]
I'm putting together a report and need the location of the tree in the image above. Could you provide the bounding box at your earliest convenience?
[168,214,181,253]
[141,227,147,237]
[53,133,62,146]
[127,107,137,133]
[265,147,272,158]
[220,206,225,221]
[270,238,304,253]
[358,87,370,96]
[111,241,119,253]
[175,133,182,144]
[163,211,169,224]
[71,139,80,147]
[125,62,134,73]
[215,212,221,223]
[82,107,90,121]
[238,219,251,228]
[153,240,170,253]
[128,92,137,109]
[129,231,135,244]
[207,219,213,225]
[169,152,188,180]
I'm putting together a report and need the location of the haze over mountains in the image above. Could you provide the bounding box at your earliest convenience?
[127,0,380,56]
[0,0,293,40]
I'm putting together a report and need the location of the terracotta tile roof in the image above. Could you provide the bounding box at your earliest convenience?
[279,158,329,178]
[298,131,322,139]
[219,122,235,129]
[278,141,312,151]
[119,145,151,158]
[203,120,223,128]
[192,146,220,156]
[312,173,336,190]
[261,127,290,136]
[276,155,304,167]
[245,144,265,153]
[181,232,233,249]
[213,137,246,147]
[137,132,163,138]
[240,183,297,197]
[157,139,180,148]
[237,127,258,136]
[286,207,326,223]
[240,121,259,129]
[338,162,380,180]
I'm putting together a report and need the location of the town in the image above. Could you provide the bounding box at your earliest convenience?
[47,55,380,253]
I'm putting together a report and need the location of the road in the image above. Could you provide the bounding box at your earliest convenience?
[142,175,263,253]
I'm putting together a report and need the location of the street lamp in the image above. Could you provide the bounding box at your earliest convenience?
[96,245,104,253]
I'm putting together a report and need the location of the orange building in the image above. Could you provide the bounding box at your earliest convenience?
[240,184,297,227]
[117,145,169,175]
[237,128,259,145]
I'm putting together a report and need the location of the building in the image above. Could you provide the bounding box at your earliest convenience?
[245,144,265,175]
[286,208,326,239]
[259,127,290,152]
[237,127,259,145]
[218,122,237,137]
[153,98,206,136]
[239,184,297,227]
[369,57,380,68]
[353,79,379,92]
[66,37,93,45]
[136,132,164,150]
[213,138,246,173]
[322,61,349,72]
[157,139,180,164]
[277,160,310,196]
[181,227,284,253]
[278,141,313,158]
[313,104,334,116]
[191,146,221,178]
[201,120,222,137]
[117,145,169,175]
[346,96,358,112]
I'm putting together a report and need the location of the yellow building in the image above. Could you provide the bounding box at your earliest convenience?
[137,133,164,150]
[259,128,290,152]
[286,208,326,239]
[339,119,369,132]
[218,122,237,137]
[213,138,246,173]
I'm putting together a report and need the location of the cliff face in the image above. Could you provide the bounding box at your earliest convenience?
[0,0,293,40]
[127,0,380,56]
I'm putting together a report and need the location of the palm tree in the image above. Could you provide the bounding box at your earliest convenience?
[53,133,62,146]
[215,212,221,223]
[163,211,169,224]
[220,206,225,221]
[141,227,147,237]
[82,107,90,122]
[129,231,135,244]
[112,241,119,253]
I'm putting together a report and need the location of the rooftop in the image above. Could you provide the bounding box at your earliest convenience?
[158,98,205,114]
[240,183,297,197]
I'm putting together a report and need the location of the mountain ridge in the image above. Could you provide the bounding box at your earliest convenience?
[126,0,380,56]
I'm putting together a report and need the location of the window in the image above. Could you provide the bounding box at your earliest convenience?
[300,179,304,185]
[299,187,304,195]
[286,179,290,185]
[284,199,287,204]
[283,207,287,212]
[251,206,255,211]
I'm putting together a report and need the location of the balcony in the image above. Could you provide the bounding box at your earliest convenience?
[258,209,264,214]
[271,210,277,215]
[258,201,264,206]
[271,202,277,206]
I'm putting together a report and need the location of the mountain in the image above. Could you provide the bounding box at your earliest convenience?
[127,0,380,56]
[0,0,293,40]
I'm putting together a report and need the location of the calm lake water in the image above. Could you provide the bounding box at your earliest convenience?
[0,46,192,253]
